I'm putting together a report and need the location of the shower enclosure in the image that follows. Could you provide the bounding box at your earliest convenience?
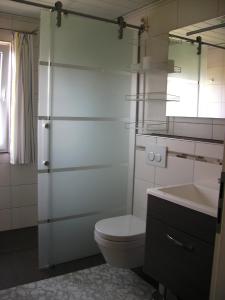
[38,10,138,268]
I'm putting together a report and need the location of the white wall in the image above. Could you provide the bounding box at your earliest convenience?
[126,0,225,140]
[0,13,39,231]
[134,135,223,220]
[125,0,225,220]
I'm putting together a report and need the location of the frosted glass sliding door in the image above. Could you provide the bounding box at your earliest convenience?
[38,11,137,267]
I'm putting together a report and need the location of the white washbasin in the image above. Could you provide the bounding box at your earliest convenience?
[147,183,219,217]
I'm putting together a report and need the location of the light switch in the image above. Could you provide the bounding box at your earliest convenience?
[145,144,167,168]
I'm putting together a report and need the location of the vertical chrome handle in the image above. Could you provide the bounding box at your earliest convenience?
[217,172,225,233]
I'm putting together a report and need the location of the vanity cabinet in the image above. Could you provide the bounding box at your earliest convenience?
[143,195,217,300]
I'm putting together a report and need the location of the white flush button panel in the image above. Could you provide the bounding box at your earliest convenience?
[145,144,167,168]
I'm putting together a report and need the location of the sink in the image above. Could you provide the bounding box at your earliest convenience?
[147,183,219,217]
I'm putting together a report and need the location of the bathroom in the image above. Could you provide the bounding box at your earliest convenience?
[0,0,225,299]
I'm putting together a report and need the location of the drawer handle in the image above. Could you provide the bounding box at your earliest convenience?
[166,234,194,252]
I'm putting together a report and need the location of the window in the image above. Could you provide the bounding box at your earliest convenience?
[0,42,11,152]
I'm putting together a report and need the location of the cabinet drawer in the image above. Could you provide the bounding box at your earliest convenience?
[144,218,214,300]
[147,195,216,244]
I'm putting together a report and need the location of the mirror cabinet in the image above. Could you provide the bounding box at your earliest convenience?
[166,16,225,118]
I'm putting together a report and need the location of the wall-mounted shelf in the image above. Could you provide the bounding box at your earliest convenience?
[125,92,180,102]
[125,120,168,134]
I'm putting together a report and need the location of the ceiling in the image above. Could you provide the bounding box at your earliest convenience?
[171,15,225,46]
[0,0,159,19]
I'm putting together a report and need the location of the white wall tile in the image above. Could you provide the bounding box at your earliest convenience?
[0,153,10,163]
[178,0,218,27]
[195,142,224,159]
[0,187,10,210]
[155,156,194,186]
[156,137,195,154]
[12,206,37,229]
[136,135,146,147]
[135,150,155,183]
[10,165,37,186]
[167,117,174,135]
[136,135,156,147]
[133,179,153,213]
[11,184,37,208]
[145,100,167,122]
[0,209,11,231]
[213,124,225,140]
[145,135,158,147]
[194,161,222,189]
[173,122,213,139]
[174,117,213,124]
[145,72,168,94]
[213,119,225,125]
[0,164,10,186]
[133,205,147,221]
[148,34,169,63]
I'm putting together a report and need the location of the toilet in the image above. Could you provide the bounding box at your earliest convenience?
[94,214,146,268]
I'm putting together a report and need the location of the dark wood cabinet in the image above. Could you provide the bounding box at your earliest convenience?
[143,195,217,300]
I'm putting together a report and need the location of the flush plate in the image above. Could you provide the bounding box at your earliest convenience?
[145,144,167,168]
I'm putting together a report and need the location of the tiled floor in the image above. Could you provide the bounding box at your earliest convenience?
[0,226,105,290]
[0,264,154,300]
[0,226,179,299]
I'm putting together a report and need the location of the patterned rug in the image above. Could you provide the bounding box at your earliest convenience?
[0,264,154,300]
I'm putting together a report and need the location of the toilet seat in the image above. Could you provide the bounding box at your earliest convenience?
[95,215,146,242]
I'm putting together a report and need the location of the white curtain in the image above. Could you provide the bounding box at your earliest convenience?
[10,32,35,165]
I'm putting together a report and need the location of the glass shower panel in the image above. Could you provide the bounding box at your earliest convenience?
[51,67,131,118]
[38,10,136,268]
[51,120,129,168]
[39,167,127,220]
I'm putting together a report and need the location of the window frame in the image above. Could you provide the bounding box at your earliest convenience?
[0,41,11,153]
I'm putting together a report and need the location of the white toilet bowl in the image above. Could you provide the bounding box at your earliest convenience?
[94,215,146,268]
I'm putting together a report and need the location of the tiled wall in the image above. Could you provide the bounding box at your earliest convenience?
[125,0,225,220]
[126,0,225,140]
[133,134,223,220]
[0,13,39,231]
[168,117,225,141]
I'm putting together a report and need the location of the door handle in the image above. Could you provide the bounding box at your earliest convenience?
[217,172,225,233]
[43,160,49,167]
[166,234,194,252]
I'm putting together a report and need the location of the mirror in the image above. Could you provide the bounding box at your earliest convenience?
[166,16,225,118]
[199,45,225,118]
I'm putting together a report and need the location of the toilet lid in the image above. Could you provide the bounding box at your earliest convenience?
[95,215,146,242]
